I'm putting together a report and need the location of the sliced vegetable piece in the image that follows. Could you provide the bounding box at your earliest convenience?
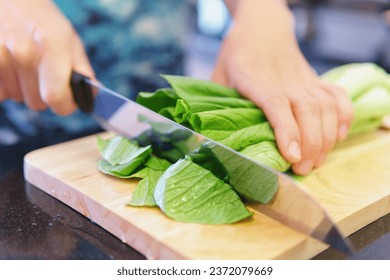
[154,159,252,224]
[97,136,152,176]
[128,169,165,207]
[145,155,171,171]
[97,135,151,165]
[206,143,279,204]
[97,153,149,177]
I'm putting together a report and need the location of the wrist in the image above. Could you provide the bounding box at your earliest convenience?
[221,0,302,63]
[228,0,295,38]
[227,1,295,39]
[225,0,291,18]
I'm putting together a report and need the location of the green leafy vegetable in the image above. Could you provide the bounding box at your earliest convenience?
[162,74,241,99]
[322,63,389,101]
[189,108,266,132]
[154,159,252,224]
[127,156,173,206]
[204,143,279,203]
[240,141,290,172]
[204,122,275,151]
[127,155,173,206]
[96,62,390,225]
[145,155,172,171]
[136,88,178,113]
[322,63,390,135]
[97,136,152,177]
[128,169,165,207]
[97,159,141,178]
[97,136,172,207]
[96,135,252,223]
[135,77,281,184]
[97,135,151,166]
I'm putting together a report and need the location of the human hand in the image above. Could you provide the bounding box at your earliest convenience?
[0,0,94,115]
[213,0,354,175]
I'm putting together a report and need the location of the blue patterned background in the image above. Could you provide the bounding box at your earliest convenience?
[0,0,191,146]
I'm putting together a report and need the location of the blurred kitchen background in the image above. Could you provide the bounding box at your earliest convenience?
[0,0,389,172]
[186,0,390,79]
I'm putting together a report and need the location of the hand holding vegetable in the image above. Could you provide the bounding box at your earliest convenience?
[0,0,94,114]
[215,0,354,175]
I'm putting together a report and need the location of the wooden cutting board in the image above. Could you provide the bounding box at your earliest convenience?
[24,130,390,259]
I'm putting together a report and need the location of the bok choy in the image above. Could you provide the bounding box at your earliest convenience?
[97,63,390,225]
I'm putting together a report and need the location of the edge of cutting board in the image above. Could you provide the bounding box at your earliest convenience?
[23,131,390,259]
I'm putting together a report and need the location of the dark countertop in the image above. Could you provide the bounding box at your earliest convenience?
[1,133,390,260]
[0,130,145,260]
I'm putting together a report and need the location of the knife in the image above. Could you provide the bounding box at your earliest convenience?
[70,71,353,255]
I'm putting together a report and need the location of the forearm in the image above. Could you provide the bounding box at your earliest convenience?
[222,0,297,57]
[223,0,295,47]
[224,0,289,18]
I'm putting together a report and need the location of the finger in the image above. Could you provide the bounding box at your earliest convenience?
[9,35,47,111]
[211,66,228,86]
[267,97,302,164]
[291,93,323,175]
[19,66,47,111]
[211,60,229,86]
[236,78,302,163]
[211,46,229,86]
[311,87,338,168]
[320,82,354,141]
[0,81,6,101]
[37,40,75,115]
[71,34,95,79]
[0,36,23,102]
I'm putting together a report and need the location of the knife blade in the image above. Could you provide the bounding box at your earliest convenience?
[70,71,353,255]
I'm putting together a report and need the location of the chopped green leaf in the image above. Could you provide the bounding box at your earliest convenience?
[205,143,279,204]
[128,169,165,207]
[154,159,252,224]
[145,155,171,171]
[128,167,150,179]
[96,136,152,176]
[97,135,151,165]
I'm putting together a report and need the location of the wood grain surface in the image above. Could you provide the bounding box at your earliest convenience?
[23,130,390,259]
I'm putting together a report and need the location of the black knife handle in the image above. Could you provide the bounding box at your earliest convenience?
[70,71,94,113]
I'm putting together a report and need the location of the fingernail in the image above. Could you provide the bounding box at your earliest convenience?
[288,141,301,161]
[298,159,314,175]
[338,124,348,141]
